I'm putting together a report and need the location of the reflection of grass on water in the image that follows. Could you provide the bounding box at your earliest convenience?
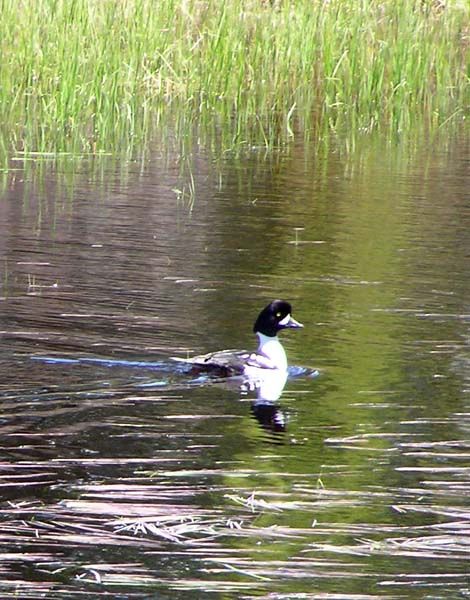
[0,0,468,154]
[2,476,469,594]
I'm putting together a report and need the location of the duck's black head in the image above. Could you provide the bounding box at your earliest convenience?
[253,300,303,337]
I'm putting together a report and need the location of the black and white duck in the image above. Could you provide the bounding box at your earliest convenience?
[173,299,303,377]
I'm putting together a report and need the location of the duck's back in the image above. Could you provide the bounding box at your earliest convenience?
[173,349,250,377]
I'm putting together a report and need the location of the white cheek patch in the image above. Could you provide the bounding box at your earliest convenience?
[278,313,291,326]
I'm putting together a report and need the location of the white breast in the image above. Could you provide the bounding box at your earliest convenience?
[256,333,288,371]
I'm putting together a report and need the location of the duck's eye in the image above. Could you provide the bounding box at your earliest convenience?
[276,312,282,318]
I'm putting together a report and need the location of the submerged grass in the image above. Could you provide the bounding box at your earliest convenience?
[0,0,468,154]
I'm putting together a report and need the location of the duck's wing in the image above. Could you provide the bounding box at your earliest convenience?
[172,349,250,376]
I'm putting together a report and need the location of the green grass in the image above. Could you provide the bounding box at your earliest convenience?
[0,0,468,154]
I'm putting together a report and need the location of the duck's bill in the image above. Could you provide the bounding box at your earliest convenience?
[283,315,303,329]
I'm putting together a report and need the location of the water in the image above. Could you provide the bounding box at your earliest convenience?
[0,133,469,599]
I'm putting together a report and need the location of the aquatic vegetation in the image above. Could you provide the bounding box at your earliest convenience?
[0,0,467,154]
[2,474,469,595]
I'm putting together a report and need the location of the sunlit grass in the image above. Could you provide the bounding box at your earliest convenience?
[0,0,468,154]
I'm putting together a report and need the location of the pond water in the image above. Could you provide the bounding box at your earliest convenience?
[0,132,469,599]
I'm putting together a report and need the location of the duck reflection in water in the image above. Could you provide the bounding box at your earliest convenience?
[241,369,289,435]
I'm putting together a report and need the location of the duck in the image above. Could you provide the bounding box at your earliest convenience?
[173,299,303,377]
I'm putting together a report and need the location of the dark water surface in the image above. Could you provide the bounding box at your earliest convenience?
[0,133,469,599]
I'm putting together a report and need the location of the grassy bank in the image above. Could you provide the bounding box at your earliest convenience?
[0,0,468,154]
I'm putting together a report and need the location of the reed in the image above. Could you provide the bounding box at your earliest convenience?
[0,0,468,154]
